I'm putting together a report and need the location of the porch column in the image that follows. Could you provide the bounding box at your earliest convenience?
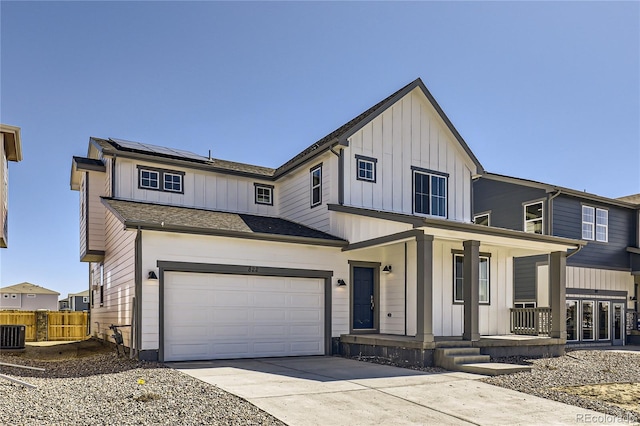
[463,240,480,341]
[416,233,434,343]
[549,251,567,339]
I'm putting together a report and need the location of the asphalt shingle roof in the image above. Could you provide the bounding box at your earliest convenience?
[0,283,59,295]
[102,198,345,243]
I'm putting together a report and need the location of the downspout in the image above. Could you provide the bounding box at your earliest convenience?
[547,189,562,235]
[404,242,408,336]
[330,144,344,206]
[134,227,142,359]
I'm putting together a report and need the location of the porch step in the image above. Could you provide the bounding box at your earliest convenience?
[434,340,472,348]
[458,363,532,376]
[434,345,530,376]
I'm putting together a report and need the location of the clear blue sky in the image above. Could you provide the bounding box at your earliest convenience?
[1,1,638,297]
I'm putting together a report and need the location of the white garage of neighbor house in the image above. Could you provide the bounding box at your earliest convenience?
[71,78,582,363]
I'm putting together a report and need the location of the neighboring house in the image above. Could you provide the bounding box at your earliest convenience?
[59,290,90,311]
[70,78,582,363]
[0,282,60,311]
[0,124,23,248]
[474,173,639,345]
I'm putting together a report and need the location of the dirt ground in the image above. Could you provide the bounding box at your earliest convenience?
[2,338,113,361]
[554,382,640,414]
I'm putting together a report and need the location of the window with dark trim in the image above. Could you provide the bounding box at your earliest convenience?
[99,263,104,307]
[355,155,377,182]
[137,165,185,194]
[254,183,274,205]
[453,254,490,304]
[310,164,322,207]
[412,167,448,217]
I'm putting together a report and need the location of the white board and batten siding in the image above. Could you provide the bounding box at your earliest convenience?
[164,272,325,361]
[343,88,477,222]
[279,151,334,234]
[139,230,351,353]
[114,158,277,216]
[90,209,137,345]
[567,266,635,309]
[428,240,514,337]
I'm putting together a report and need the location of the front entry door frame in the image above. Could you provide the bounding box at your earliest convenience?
[349,260,381,334]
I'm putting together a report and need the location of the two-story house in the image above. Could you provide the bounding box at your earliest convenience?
[59,290,90,311]
[474,173,639,346]
[71,79,582,364]
[0,124,22,248]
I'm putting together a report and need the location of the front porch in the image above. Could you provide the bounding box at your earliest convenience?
[336,333,565,368]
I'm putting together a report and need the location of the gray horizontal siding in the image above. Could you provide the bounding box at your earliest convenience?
[473,179,547,231]
[513,255,547,301]
[552,196,634,270]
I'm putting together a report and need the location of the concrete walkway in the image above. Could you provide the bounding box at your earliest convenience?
[169,356,611,425]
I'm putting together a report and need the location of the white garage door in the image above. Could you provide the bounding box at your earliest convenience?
[164,272,325,362]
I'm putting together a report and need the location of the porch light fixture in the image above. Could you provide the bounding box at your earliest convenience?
[631,296,637,301]
[382,265,392,273]
[148,271,158,280]
[337,279,347,287]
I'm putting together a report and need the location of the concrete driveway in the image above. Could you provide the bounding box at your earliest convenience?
[169,356,607,425]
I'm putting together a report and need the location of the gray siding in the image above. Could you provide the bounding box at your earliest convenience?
[552,195,634,270]
[513,255,547,301]
[473,179,547,231]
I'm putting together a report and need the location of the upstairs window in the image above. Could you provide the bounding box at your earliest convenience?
[163,172,183,192]
[138,166,185,194]
[582,205,608,242]
[453,254,490,304]
[254,183,274,205]
[355,155,377,182]
[140,169,159,189]
[412,167,448,218]
[310,164,322,207]
[474,213,490,226]
[524,201,544,234]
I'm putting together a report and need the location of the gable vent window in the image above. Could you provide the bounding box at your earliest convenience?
[524,201,544,234]
[412,167,448,218]
[582,205,608,242]
[254,183,274,206]
[474,213,490,226]
[310,164,322,208]
[355,155,377,183]
[138,166,185,194]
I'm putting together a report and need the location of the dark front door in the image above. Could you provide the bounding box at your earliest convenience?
[353,267,375,330]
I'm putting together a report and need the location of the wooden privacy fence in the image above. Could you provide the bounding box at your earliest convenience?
[0,311,88,342]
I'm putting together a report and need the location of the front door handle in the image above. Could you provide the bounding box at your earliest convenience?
[370,295,374,311]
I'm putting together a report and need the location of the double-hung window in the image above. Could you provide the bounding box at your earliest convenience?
[453,254,490,304]
[138,166,185,194]
[524,201,544,234]
[254,183,274,205]
[412,167,448,217]
[310,164,322,207]
[355,155,377,182]
[582,205,608,242]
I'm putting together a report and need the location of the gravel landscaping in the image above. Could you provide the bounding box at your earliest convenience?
[483,349,640,423]
[2,340,639,425]
[0,341,285,426]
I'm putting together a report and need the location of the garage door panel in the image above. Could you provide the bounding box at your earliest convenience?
[165,273,324,361]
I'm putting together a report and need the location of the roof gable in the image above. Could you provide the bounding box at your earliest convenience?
[0,282,59,295]
[82,78,484,180]
[0,124,23,162]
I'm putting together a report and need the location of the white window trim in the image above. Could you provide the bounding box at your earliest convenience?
[514,302,537,308]
[163,172,183,193]
[581,300,595,341]
[474,213,490,226]
[453,254,490,304]
[310,165,322,207]
[523,201,544,234]
[582,205,595,240]
[139,169,160,190]
[595,208,608,242]
[597,301,610,341]
[566,300,579,341]
[412,168,448,218]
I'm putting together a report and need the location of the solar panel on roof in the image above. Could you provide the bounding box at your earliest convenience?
[109,138,207,162]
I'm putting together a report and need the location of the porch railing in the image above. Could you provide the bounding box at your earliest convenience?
[510,307,551,336]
